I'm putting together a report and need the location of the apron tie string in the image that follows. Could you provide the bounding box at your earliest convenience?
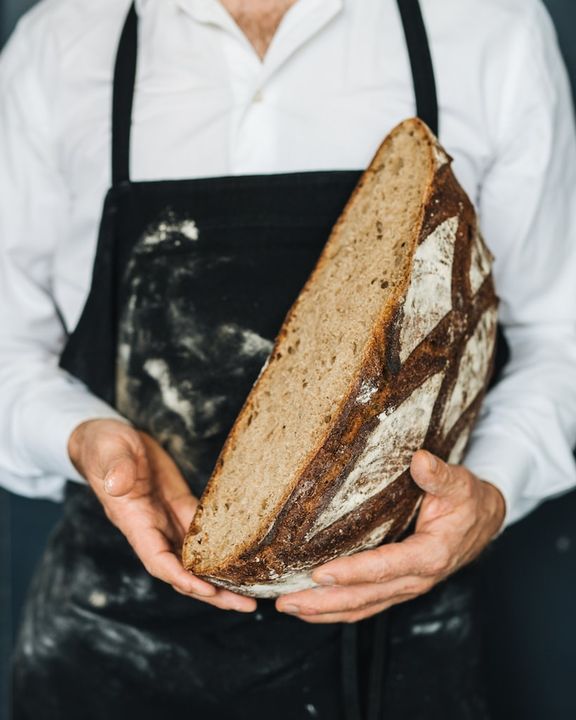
[341,623,363,720]
[341,611,390,720]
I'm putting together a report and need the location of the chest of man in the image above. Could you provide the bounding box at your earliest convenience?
[220,0,299,59]
[50,0,497,328]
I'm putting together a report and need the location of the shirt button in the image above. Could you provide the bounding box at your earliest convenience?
[252,89,264,103]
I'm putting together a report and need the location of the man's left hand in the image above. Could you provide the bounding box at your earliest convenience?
[276,449,505,624]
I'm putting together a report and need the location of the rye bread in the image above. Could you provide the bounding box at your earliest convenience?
[182,118,498,598]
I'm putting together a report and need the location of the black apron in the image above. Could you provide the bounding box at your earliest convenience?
[12,2,491,718]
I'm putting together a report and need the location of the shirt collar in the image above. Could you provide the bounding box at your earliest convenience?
[134,0,344,81]
[135,0,151,13]
[136,0,344,19]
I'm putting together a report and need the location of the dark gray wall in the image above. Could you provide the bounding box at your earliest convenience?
[0,0,37,45]
[0,496,10,720]
[0,2,575,719]
[0,3,34,710]
[546,0,576,99]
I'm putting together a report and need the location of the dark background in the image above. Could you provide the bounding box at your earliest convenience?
[1,1,575,719]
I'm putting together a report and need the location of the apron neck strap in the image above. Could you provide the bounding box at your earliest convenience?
[110,0,439,186]
[112,2,138,185]
[396,0,439,136]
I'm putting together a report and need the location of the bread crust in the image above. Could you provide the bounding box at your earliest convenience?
[182,119,498,597]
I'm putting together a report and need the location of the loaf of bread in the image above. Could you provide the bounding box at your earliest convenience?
[182,118,498,598]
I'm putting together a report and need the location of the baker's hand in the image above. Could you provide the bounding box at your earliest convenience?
[276,449,505,623]
[68,419,256,613]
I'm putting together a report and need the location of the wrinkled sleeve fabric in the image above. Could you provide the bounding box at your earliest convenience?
[464,2,576,527]
[0,19,125,501]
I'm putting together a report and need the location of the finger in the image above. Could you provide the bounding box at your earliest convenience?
[311,532,449,586]
[102,453,141,497]
[166,493,199,539]
[209,588,257,612]
[277,576,430,617]
[136,433,198,535]
[410,450,458,498]
[123,517,217,597]
[148,548,218,598]
[139,432,190,500]
[291,595,417,625]
[172,586,257,612]
[163,491,199,546]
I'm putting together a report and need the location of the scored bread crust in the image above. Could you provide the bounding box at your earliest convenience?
[182,118,498,597]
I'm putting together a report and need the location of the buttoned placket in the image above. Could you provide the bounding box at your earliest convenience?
[173,0,344,173]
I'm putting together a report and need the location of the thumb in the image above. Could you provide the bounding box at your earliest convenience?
[410,449,454,497]
[102,450,142,497]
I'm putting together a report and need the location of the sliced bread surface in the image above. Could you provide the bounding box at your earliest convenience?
[182,118,498,597]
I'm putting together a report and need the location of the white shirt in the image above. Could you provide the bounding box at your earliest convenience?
[1,0,576,527]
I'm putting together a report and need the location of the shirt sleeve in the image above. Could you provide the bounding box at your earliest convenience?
[0,17,127,501]
[463,1,576,527]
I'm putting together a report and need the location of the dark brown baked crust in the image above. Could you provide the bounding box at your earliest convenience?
[182,119,498,596]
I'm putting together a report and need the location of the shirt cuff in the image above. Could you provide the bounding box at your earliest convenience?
[463,430,539,530]
[19,388,131,485]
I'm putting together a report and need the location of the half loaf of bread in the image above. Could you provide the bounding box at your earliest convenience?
[182,118,498,598]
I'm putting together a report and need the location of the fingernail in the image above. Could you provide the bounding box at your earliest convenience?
[426,452,438,473]
[315,574,336,586]
[281,604,300,614]
[104,474,115,494]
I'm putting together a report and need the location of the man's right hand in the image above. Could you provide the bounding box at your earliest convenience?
[68,419,257,613]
